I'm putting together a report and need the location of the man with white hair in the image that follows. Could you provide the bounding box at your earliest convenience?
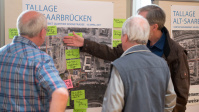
[101,15,176,112]
[0,10,68,112]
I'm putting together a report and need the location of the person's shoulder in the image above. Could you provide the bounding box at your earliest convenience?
[163,27,186,53]
[168,38,186,54]
[34,50,51,59]
[25,47,52,63]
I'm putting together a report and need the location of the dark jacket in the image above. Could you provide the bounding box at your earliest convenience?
[81,27,190,112]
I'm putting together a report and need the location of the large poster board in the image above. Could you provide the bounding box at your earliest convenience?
[171,5,199,106]
[22,0,113,110]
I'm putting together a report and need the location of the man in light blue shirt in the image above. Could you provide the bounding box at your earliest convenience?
[0,10,69,112]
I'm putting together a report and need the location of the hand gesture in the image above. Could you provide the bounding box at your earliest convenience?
[63,31,84,47]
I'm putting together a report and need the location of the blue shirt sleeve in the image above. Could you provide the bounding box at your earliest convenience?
[35,56,67,97]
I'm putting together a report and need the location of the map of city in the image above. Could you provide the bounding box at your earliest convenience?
[41,27,112,108]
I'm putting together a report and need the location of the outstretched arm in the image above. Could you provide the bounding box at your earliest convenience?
[63,32,124,61]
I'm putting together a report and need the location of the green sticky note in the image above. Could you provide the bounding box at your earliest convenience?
[71,90,85,100]
[74,99,88,109]
[65,49,80,59]
[113,19,126,28]
[113,30,122,39]
[66,59,81,70]
[113,40,122,47]
[68,32,83,37]
[9,28,18,39]
[73,109,86,112]
[67,97,70,106]
[47,26,57,36]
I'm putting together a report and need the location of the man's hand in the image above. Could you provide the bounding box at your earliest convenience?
[63,31,84,47]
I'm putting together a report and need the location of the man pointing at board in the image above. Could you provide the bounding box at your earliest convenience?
[64,4,190,112]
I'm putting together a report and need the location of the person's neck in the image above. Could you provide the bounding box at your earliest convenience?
[149,30,162,46]
[20,35,40,46]
[124,42,140,51]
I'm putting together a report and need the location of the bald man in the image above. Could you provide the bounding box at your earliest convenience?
[0,10,69,112]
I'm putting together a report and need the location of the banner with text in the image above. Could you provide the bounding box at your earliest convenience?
[23,0,113,109]
[171,5,199,106]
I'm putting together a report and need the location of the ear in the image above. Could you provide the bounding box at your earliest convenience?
[39,28,46,39]
[152,24,159,30]
[123,34,129,43]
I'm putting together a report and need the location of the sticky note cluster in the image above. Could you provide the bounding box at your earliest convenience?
[65,49,80,59]
[68,32,83,37]
[113,19,126,28]
[73,109,86,112]
[74,99,88,109]
[112,30,122,47]
[66,59,81,69]
[65,48,81,69]
[71,90,85,100]
[113,40,122,47]
[46,26,57,36]
[113,30,122,39]
[71,90,88,110]
[9,28,18,39]
[112,18,125,47]
[67,97,70,106]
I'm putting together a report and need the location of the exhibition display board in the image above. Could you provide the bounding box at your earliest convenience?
[4,0,127,112]
[4,0,199,111]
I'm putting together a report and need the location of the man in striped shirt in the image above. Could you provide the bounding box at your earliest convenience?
[0,10,69,112]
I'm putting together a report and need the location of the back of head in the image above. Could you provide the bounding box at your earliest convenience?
[17,10,47,38]
[137,4,166,30]
[122,15,150,44]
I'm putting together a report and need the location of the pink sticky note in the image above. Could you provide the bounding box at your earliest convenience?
[64,79,73,89]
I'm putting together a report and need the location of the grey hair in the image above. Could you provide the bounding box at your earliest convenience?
[122,15,150,44]
[17,10,47,37]
[137,4,165,30]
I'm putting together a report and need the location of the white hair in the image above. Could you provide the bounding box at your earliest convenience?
[122,15,150,44]
[17,10,47,37]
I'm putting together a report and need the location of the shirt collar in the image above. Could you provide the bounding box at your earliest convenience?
[12,36,39,49]
[121,44,145,57]
[147,31,166,50]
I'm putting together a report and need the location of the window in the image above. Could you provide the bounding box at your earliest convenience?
[132,0,151,16]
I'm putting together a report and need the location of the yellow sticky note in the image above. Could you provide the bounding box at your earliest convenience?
[113,19,126,28]
[113,30,122,39]
[65,49,80,59]
[9,28,18,39]
[74,99,88,109]
[73,109,86,112]
[71,90,85,100]
[68,32,83,37]
[66,59,81,70]
[113,40,122,47]
[47,26,57,36]
[67,97,70,106]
